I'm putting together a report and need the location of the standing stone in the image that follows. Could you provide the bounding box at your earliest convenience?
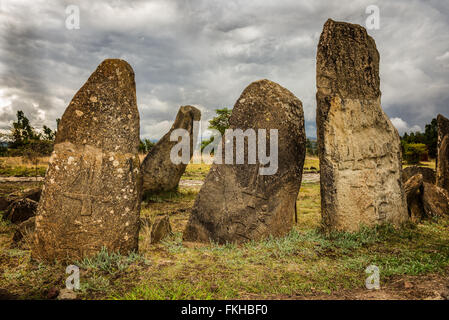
[437,114,449,156]
[402,173,449,222]
[403,174,425,223]
[402,166,435,184]
[422,182,449,217]
[141,106,201,195]
[316,19,408,232]
[437,114,449,193]
[33,59,142,262]
[184,79,306,243]
[404,174,423,207]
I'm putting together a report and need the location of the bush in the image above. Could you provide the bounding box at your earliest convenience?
[0,145,7,157]
[403,143,428,165]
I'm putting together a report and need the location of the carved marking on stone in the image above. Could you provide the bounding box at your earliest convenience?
[242,164,268,209]
[62,148,107,216]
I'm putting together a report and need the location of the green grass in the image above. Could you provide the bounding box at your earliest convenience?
[77,247,149,275]
[143,188,198,203]
[403,160,436,170]
[304,157,320,171]
[115,281,217,300]
[181,163,211,180]
[297,182,321,216]
[0,165,46,177]
[108,204,449,300]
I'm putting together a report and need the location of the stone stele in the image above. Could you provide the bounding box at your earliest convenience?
[316,19,408,232]
[402,166,435,184]
[33,59,142,262]
[184,79,306,243]
[141,105,201,195]
[436,114,449,193]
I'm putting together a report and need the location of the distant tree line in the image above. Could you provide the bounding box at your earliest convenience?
[0,110,155,157]
[0,110,437,166]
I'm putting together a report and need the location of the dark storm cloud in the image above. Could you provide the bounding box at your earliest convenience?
[0,0,448,139]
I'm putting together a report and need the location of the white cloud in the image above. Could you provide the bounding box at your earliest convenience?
[391,117,422,135]
[141,120,171,140]
[436,51,449,61]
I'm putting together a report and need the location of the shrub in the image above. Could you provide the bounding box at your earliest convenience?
[403,143,428,165]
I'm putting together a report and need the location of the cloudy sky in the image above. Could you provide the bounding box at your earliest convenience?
[0,0,448,140]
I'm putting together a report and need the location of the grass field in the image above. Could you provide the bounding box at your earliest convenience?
[0,157,48,177]
[0,157,448,299]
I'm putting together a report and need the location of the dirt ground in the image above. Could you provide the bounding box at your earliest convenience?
[241,273,449,300]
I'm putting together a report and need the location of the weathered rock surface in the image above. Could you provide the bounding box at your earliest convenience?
[402,166,436,184]
[149,215,172,243]
[404,174,423,205]
[5,198,37,224]
[33,59,142,262]
[141,105,201,195]
[0,187,41,212]
[437,114,449,192]
[408,197,425,223]
[316,19,408,232]
[13,216,35,243]
[184,79,306,243]
[57,288,77,300]
[422,182,449,217]
[404,174,449,222]
[437,132,449,194]
[437,114,449,156]
[404,174,424,223]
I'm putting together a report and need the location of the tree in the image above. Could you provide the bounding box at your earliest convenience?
[201,107,232,150]
[6,110,56,157]
[403,143,428,165]
[10,110,38,149]
[42,125,56,141]
[208,108,232,136]
[306,138,317,156]
[138,138,155,154]
[423,118,437,158]
[400,117,437,160]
